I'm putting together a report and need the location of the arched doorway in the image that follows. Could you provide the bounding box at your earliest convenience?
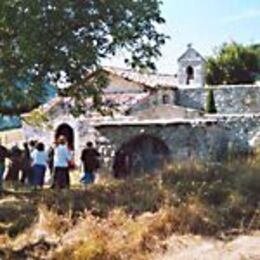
[186,66,194,85]
[113,134,170,177]
[55,124,74,150]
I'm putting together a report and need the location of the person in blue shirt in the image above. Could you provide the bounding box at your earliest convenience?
[53,136,72,189]
[31,142,48,189]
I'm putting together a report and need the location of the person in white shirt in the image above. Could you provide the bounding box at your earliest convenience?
[31,142,48,189]
[53,136,72,189]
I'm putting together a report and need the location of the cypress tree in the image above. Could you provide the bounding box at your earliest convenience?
[205,89,217,113]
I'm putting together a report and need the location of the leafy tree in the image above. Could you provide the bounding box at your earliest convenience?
[206,42,259,85]
[0,0,167,115]
[250,44,260,81]
[205,89,217,113]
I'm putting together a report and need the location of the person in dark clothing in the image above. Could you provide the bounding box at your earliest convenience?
[5,145,22,184]
[47,145,54,176]
[0,139,9,189]
[112,149,131,178]
[47,145,55,188]
[80,142,100,185]
[20,142,32,184]
[29,140,37,151]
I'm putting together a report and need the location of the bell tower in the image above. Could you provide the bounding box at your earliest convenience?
[177,44,205,87]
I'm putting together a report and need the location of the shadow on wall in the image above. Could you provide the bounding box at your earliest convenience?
[112,134,170,178]
[175,91,205,112]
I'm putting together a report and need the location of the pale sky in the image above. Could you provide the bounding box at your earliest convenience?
[104,0,260,74]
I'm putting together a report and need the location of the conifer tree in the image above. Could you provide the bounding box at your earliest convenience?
[205,89,217,113]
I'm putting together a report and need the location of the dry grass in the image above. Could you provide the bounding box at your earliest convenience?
[52,209,175,260]
[0,155,259,259]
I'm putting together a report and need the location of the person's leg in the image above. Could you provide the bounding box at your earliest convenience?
[28,167,33,186]
[12,162,20,190]
[20,168,26,184]
[39,165,46,189]
[0,163,5,190]
[32,165,39,190]
[80,170,88,182]
[82,171,94,185]
[61,167,70,188]
[64,167,70,189]
[52,167,58,189]
[56,167,67,189]
[66,167,70,188]
[90,171,95,183]
[48,164,55,188]
[54,167,62,189]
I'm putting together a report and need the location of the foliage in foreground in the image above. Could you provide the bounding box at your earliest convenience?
[0,0,167,115]
[0,156,259,259]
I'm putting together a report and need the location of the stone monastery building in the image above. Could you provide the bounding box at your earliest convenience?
[23,45,260,174]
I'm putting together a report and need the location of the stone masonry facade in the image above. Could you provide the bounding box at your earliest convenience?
[94,115,260,166]
[22,85,260,172]
[176,85,260,113]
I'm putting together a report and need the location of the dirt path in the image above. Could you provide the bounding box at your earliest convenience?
[158,232,260,260]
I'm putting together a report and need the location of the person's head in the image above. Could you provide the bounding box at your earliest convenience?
[86,141,93,148]
[36,142,45,151]
[58,136,67,145]
[23,142,29,149]
[29,140,37,148]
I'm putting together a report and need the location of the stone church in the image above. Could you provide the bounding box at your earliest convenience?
[23,45,260,175]
[22,44,205,147]
[22,44,260,174]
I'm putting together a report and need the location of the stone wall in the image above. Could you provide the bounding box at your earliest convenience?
[216,114,260,153]
[176,85,260,113]
[95,121,223,166]
[94,115,260,170]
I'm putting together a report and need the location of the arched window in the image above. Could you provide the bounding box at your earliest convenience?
[186,66,194,85]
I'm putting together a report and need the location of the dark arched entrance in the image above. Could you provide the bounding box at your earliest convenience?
[113,134,170,177]
[186,66,194,85]
[55,124,74,150]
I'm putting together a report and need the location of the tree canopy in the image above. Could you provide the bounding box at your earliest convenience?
[206,42,260,85]
[0,0,167,115]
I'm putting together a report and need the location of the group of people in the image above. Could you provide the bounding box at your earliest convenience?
[0,136,100,190]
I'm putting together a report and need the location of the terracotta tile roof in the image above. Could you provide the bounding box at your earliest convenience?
[37,92,150,115]
[103,67,178,88]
